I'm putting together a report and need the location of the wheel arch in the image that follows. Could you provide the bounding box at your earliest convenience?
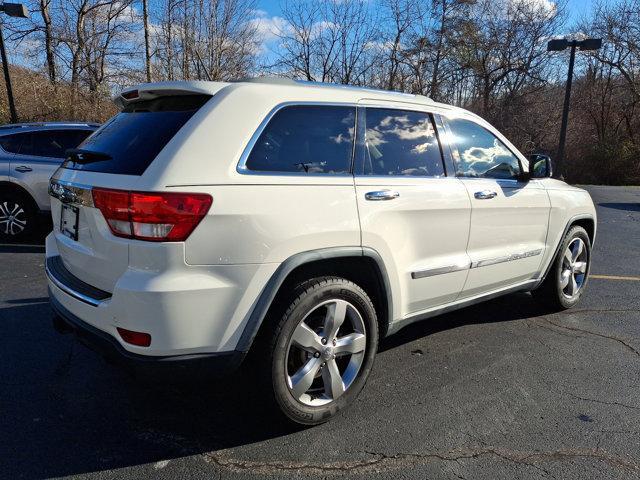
[235,247,393,353]
[0,181,39,212]
[535,214,596,289]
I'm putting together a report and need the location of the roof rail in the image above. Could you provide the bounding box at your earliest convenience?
[234,76,297,86]
[0,121,99,130]
[234,77,433,101]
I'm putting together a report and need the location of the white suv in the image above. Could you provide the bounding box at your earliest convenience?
[46,78,596,424]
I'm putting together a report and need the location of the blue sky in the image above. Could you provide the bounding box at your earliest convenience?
[255,0,596,26]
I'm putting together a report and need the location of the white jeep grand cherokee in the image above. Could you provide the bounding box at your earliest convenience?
[47,78,596,424]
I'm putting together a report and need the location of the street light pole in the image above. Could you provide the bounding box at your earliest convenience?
[556,41,577,176]
[0,3,29,125]
[547,37,602,177]
[0,21,17,123]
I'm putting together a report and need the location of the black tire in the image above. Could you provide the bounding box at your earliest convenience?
[259,276,378,425]
[0,190,36,240]
[532,225,591,310]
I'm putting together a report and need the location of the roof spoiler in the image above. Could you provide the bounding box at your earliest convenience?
[113,81,228,109]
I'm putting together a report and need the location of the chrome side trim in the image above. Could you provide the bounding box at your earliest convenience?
[49,179,94,207]
[472,249,542,269]
[45,262,104,307]
[410,249,542,280]
[411,262,471,279]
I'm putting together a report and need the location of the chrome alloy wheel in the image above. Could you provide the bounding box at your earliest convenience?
[285,299,367,406]
[0,201,27,236]
[561,237,588,298]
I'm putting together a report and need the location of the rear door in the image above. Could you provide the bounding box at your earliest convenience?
[10,129,92,209]
[354,105,471,318]
[0,133,21,180]
[443,116,550,297]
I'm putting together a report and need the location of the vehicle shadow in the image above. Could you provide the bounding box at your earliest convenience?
[0,291,546,479]
[598,202,640,212]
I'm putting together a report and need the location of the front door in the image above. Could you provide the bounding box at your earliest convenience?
[443,116,550,297]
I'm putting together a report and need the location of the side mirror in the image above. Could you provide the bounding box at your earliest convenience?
[527,154,553,178]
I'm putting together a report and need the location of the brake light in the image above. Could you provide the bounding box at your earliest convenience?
[92,188,212,242]
[121,90,139,100]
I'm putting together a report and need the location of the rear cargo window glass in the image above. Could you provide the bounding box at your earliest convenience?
[62,95,211,175]
[245,105,355,174]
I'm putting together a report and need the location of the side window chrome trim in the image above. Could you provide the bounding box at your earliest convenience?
[236,101,358,177]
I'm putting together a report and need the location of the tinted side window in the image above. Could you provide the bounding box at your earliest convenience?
[0,133,24,154]
[447,118,521,180]
[359,108,444,177]
[245,105,355,174]
[58,130,94,150]
[19,130,84,158]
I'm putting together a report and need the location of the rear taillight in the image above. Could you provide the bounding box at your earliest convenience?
[92,188,212,242]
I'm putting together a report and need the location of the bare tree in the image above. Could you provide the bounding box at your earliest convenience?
[153,0,259,81]
[141,0,151,82]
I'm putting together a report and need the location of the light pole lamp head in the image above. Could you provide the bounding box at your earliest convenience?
[547,39,569,51]
[0,3,30,19]
[579,38,602,51]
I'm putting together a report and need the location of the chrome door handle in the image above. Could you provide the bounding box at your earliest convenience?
[14,166,32,173]
[365,190,400,201]
[474,190,497,200]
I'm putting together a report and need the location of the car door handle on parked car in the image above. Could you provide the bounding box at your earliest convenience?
[474,190,498,200]
[365,190,400,201]
[14,166,32,173]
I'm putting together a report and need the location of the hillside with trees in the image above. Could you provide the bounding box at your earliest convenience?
[1,0,638,184]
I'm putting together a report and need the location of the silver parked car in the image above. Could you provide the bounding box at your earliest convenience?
[0,122,98,238]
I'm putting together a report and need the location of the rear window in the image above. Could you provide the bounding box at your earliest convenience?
[62,95,211,175]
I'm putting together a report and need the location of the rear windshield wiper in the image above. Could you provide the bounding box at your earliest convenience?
[66,148,112,164]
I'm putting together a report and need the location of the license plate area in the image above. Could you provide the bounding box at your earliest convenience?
[60,204,79,241]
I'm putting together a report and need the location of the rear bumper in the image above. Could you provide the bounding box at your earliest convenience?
[45,232,279,355]
[50,292,243,378]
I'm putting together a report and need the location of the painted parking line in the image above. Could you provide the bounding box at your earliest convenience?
[591,274,640,281]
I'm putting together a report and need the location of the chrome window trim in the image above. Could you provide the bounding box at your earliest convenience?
[236,101,358,177]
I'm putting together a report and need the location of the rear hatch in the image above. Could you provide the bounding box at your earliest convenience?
[49,90,215,292]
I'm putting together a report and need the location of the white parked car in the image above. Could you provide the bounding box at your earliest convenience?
[46,79,596,424]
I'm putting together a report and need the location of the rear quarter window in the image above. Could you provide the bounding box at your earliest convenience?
[244,105,356,174]
[18,129,94,158]
[0,133,23,154]
[62,95,211,175]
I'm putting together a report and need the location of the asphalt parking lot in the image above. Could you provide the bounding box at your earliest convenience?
[1,185,639,480]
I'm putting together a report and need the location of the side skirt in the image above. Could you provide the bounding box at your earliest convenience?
[386,279,538,336]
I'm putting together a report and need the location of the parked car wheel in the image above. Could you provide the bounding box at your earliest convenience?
[533,225,591,310]
[262,277,378,425]
[0,192,35,239]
